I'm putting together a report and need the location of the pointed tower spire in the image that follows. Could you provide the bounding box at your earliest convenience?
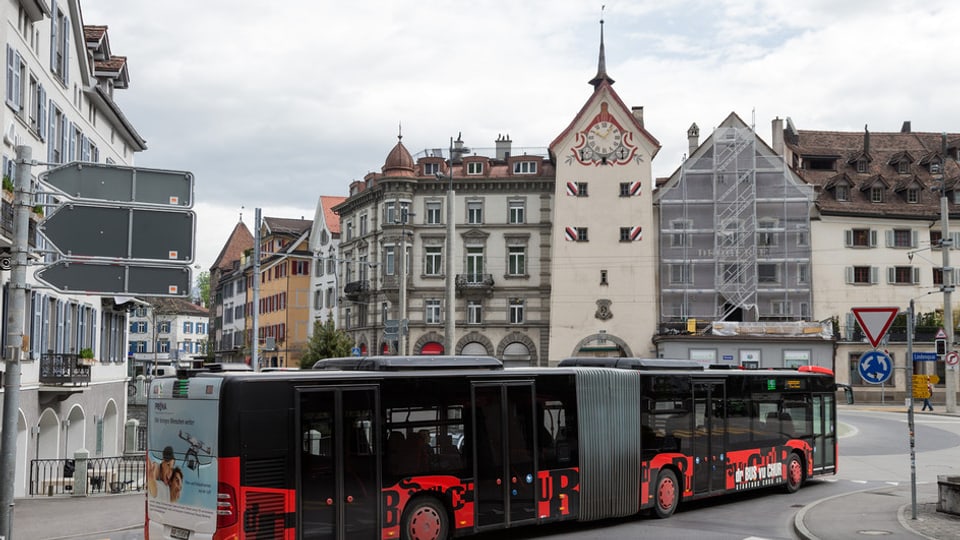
[589,7,615,88]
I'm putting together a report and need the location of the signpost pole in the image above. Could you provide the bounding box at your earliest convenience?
[0,145,32,539]
[906,299,917,520]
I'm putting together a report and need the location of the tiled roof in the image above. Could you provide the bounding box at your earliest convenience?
[210,221,253,271]
[264,217,312,236]
[84,25,107,42]
[787,128,960,218]
[320,196,346,234]
[140,296,209,317]
[95,56,126,72]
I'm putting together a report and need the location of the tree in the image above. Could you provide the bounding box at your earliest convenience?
[194,271,210,307]
[300,317,354,368]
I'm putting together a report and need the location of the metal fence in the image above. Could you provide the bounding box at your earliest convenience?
[29,455,146,496]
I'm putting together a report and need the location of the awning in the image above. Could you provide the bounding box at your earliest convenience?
[420,342,444,355]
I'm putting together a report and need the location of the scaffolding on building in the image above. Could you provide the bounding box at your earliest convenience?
[658,116,814,329]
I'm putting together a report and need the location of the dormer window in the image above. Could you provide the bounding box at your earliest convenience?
[512,161,537,174]
[907,188,920,204]
[466,162,483,175]
[930,160,942,174]
[898,161,909,174]
[424,162,440,175]
[870,186,884,203]
[856,160,868,173]
[835,185,849,201]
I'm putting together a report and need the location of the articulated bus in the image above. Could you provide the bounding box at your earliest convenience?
[144,356,841,540]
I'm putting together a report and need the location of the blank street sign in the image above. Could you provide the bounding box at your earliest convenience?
[36,260,190,296]
[41,162,193,207]
[40,204,195,262]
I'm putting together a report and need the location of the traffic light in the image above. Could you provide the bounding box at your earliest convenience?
[936,338,947,356]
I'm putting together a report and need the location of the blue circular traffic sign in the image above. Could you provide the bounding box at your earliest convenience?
[858,350,892,384]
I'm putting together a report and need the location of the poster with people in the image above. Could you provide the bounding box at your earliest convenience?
[146,377,223,534]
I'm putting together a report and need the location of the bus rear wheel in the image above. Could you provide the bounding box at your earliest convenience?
[402,497,449,540]
[784,453,804,493]
[654,469,679,519]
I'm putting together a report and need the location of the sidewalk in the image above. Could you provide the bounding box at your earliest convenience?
[794,483,960,540]
[795,403,960,540]
[11,492,143,540]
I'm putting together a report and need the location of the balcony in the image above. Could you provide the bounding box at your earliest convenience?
[39,353,92,385]
[456,273,494,296]
[344,280,371,301]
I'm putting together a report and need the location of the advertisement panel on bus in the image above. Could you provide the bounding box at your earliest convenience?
[146,377,223,538]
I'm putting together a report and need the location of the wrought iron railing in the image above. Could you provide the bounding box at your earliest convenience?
[39,352,91,385]
[29,455,146,496]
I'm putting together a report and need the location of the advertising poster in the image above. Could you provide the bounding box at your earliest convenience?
[147,377,223,534]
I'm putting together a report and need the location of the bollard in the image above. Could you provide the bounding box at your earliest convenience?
[73,449,89,497]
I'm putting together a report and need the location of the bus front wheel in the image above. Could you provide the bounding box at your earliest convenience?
[654,469,679,519]
[402,496,449,540]
[784,454,804,493]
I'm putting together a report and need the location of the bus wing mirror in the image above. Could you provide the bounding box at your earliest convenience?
[836,383,854,405]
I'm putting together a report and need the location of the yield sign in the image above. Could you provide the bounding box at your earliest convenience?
[852,306,899,348]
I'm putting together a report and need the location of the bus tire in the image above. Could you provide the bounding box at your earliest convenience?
[653,469,679,519]
[784,453,804,493]
[402,496,449,540]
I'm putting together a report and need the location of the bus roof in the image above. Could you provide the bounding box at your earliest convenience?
[558,357,705,370]
[312,355,503,371]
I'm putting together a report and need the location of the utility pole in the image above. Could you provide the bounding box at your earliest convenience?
[941,136,957,413]
[252,208,261,371]
[0,145,32,539]
[444,137,457,355]
[397,209,412,355]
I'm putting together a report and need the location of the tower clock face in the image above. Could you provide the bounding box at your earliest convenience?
[586,121,622,157]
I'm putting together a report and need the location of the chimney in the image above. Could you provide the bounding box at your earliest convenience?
[687,123,700,157]
[451,132,466,163]
[771,117,784,155]
[495,133,512,160]
[901,121,912,133]
[631,106,644,128]
[864,124,870,155]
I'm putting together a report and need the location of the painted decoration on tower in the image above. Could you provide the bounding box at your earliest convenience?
[566,102,642,166]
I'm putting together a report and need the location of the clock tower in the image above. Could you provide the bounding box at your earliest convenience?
[547,19,660,362]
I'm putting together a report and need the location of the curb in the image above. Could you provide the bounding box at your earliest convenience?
[792,486,879,540]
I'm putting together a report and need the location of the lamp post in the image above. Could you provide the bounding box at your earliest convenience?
[443,137,468,355]
[940,154,957,413]
[397,209,414,355]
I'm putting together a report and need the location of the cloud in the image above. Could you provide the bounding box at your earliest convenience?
[81,0,960,269]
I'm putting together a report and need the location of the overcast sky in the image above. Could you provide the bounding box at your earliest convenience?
[79,0,960,271]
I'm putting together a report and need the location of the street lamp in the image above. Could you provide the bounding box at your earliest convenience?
[397,209,414,355]
[442,137,468,355]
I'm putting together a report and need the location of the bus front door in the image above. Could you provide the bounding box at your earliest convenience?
[298,386,379,540]
[692,382,725,495]
[471,383,537,532]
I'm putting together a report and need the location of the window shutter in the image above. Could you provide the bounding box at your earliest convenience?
[6,45,13,105]
[62,15,70,85]
[887,267,894,283]
[913,267,920,284]
[48,101,56,163]
[845,266,853,284]
[38,85,46,140]
[49,1,57,70]
[844,230,853,247]
[870,267,879,283]
[912,230,919,248]
[845,312,856,340]
[60,114,67,163]
[885,230,893,247]
[68,122,75,161]
[870,230,878,247]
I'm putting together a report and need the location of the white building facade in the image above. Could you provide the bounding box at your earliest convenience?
[1,1,147,497]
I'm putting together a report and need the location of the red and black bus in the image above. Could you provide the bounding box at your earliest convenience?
[144,356,841,539]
